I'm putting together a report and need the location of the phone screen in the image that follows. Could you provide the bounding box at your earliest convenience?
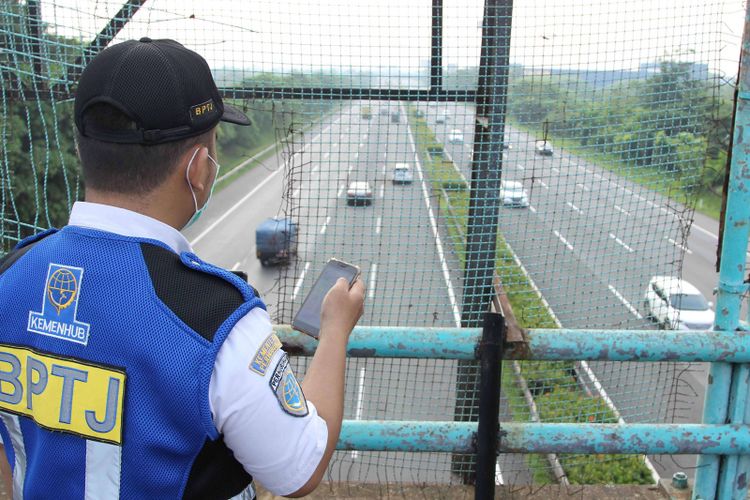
[292,259,360,338]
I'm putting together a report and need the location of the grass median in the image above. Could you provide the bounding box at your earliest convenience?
[406,105,653,485]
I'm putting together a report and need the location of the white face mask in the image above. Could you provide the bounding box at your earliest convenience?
[183,147,220,229]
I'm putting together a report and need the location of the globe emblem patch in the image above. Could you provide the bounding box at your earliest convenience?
[47,268,78,314]
[28,263,91,345]
[283,373,305,413]
[269,354,308,417]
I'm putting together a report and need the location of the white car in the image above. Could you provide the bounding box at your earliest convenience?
[346,181,373,206]
[392,163,413,184]
[535,140,553,156]
[448,129,464,144]
[499,181,529,208]
[643,276,714,330]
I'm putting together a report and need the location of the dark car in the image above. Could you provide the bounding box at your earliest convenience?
[256,217,298,266]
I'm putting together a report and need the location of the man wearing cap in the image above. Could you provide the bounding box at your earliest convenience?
[0,38,364,499]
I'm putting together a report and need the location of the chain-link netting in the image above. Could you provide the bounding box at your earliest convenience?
[1,0,743,494]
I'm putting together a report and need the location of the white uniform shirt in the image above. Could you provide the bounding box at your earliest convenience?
[67,201,328,496]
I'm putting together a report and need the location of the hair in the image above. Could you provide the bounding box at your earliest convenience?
[75,104,214,194]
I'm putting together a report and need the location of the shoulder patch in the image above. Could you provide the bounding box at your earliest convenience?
[249,334,282,375]
[269,354,308,417]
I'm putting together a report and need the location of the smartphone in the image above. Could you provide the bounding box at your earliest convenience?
[292,258,360,338]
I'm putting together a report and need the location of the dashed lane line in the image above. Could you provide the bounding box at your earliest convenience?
[368,263,377,300]
[566,201,582,215]
[666,236,693,255]
[608,284,643,319]
[529,205,537,213]
[538,180,548,189]
[375,216,382,235]
[320,216,331,235]
[379,184,384,198]
[351,366,367,460]
[576,183,590,192]
[337,185,344,198]
[609,233,635,253]
[553,230,574,251]
[614,205,631,216]
[292,262,311,300]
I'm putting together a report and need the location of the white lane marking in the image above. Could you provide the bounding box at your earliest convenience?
[566,201,582,215]
[517,164,525,171]
[333,143,338,148]
[576,183,590,192]
[375,216,382,235]
[529,205,537,213]
[320,216,331,235]
[190,161,286,246]
[660,207,671,215]
[614,205,630,216]
[339,134,343,140]
[362,134,368,140]
[354,152,359,160]
[347,165,353,174]
[634,193,647,202]
[383,152,387,160]
[553,230,574,251]
[351,366,367,460]
[538,180,548,189]
[312,165,319,174]
[692,224,718,240]
[379,184,384,198]
[231,261,240,271]
[359,143,364,148]
[292,188,300,198]
[622,187,633,195]
[667,236,694,255]
[368,263,377,300]
[552,167,560,174]
[382,165,387,176]
[337,185,344,198]
[292,262,311,300]
[402,103,462,327]
[593,173,603,180]
[608,284,643,319]
[609,233,635,253]
[324,152,330,159]
[646,200,659,209]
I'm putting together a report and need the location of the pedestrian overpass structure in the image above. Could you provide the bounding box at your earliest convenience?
[2,1,750,498]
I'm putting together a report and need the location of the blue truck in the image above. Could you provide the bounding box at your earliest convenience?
[255,217,298,266]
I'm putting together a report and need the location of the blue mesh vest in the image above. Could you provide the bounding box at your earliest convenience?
[0,226,266,499]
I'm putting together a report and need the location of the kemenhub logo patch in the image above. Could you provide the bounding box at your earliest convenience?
[27,263,90,345]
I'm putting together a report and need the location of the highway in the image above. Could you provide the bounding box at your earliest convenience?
[183,104,531,485]
[182,100,728,485]
[422,101,729,479]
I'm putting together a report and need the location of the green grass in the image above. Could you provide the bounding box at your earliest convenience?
[406,105,654,485]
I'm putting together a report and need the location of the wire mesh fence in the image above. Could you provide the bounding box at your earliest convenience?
[1,0,743,493]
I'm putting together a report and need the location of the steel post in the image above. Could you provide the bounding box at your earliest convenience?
[475,313,504,499]
[453,0,513,481]
[694,5,750,499]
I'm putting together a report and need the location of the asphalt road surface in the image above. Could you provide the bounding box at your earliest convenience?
[182,100,732,485]
[183,104,530,485]
[420,101,735,480]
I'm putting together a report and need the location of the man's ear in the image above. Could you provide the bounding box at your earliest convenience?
[184,146,210,192]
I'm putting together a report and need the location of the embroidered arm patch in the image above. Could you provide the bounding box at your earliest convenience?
[249,333,282,375]
[269,354,308,417]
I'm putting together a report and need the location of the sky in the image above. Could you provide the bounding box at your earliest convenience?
[43,0,746,80]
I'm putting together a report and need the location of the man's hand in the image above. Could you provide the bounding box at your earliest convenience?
[291,277,364,498]
[320,277,365,342]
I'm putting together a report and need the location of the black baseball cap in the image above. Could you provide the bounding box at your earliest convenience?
[74,37,250,145]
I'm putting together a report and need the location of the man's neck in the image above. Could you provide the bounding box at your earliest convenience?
[85,190,186,230]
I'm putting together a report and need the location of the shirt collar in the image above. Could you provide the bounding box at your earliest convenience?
[68,201,193,255]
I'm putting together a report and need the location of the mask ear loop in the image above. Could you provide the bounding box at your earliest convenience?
[185,147,203,213]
